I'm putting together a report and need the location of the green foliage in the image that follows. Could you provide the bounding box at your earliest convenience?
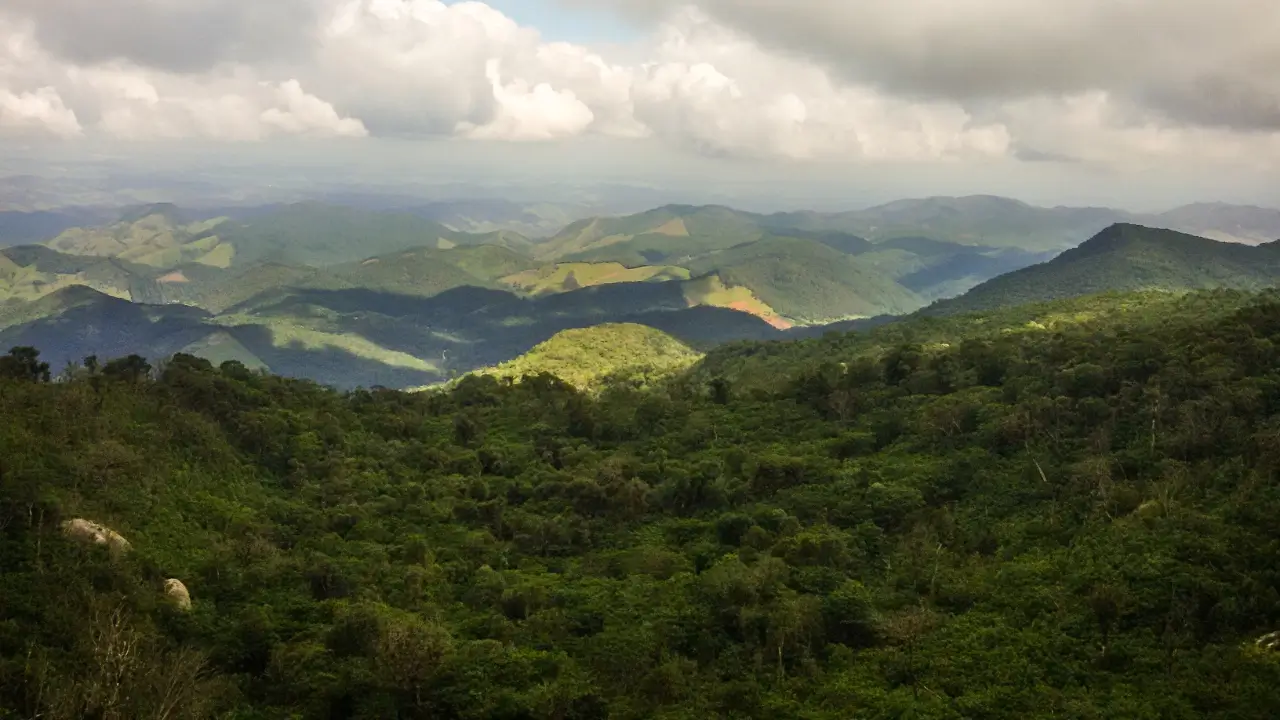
[0,346,50,382]
[3,287,1280,718]
[472,323,702,391]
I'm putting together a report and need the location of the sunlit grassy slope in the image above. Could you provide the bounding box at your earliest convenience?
[473,323,702,390]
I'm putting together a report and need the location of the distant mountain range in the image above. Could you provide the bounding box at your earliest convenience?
[1,196,1278,389]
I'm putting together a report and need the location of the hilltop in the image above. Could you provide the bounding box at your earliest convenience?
[928,223,1280,315]
[686,235,925,323]
[472,323,701,390]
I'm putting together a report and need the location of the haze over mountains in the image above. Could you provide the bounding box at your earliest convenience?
[1,194,1278,389]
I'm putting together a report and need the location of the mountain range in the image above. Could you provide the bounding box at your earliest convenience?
[1,195,1278,389]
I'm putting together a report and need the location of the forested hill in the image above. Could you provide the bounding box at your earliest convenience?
[3,288,1280,718]
[928,223,1280,315]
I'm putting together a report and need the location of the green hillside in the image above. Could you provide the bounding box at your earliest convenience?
[929,223,1280,316]
[474,323,701,390]
[0,245,162,308]
[686,236,925,323]
[537,205,766,262]
[441,245,540,281]
[41,203,537,271]
[212,204,461,267]
[535,204,1055,305]
[5,287,1280,717]
[321,248,499,299]
[501,262,691,296]
[0,286,216,360]
[45,208,231,268]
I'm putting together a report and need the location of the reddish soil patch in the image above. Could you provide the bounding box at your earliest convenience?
[727,300,793,330]
[157,271,189,284]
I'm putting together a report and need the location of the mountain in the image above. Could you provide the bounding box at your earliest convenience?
[0,208,114,247]
[928,223,1280,316]
[0,275,775,389]
[533,202,1069,308]
[686,236,925,323]
[499,262,691,296]
[203,203,535,268]
[0,245,162,311]
[472,323,701,390]
[765,195,1131,251]
[402,198,597,237]
[1152,202,1280,246]
[537,205,766,262]
[41,203,538,271]
[0,286,216,365]
[45,208,231,268]
[21,199,1280,392]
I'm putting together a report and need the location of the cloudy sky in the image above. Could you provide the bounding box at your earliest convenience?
[1,0,1278,209]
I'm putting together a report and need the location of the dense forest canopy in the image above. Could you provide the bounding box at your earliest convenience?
[2,288,1280,718]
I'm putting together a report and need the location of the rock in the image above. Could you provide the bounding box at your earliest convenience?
[1257,631,1280,652]
[164,579,192,611]
[60,518,131,556]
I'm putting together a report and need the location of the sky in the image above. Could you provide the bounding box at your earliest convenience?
[0,0,1278,211]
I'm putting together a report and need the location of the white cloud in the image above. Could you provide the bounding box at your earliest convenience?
[631,9,1011,161]
[0,0,1276,174]
[0,86,80,137]
[459,59,595,141]
[63,66,366,141]
[261,80,368,139]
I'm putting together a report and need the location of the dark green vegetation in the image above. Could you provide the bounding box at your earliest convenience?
[4,287,1280,719]
[929,224,1280,316]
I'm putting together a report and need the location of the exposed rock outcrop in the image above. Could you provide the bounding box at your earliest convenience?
[164,579,192,611]
[60,518,131,555]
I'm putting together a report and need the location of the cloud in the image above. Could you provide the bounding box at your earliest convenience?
[630,9,1011,161]
[0,86,81,137]
[0,0,1276,173]
[2,0,320,73]
[459,59,595,141]
[597,0,1280,133]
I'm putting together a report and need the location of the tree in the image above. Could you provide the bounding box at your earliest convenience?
[102,355,152,383]
[0,346,51,382]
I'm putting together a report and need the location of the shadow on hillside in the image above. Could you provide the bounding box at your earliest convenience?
[220,282,790,386]
[244,285,526,319]
[226,324,440,390]
[0,296,216,370]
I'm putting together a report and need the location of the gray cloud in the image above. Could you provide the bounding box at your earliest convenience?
[4,0,320,73]
[593,0,1280,132]
[1142,74,1280,133]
